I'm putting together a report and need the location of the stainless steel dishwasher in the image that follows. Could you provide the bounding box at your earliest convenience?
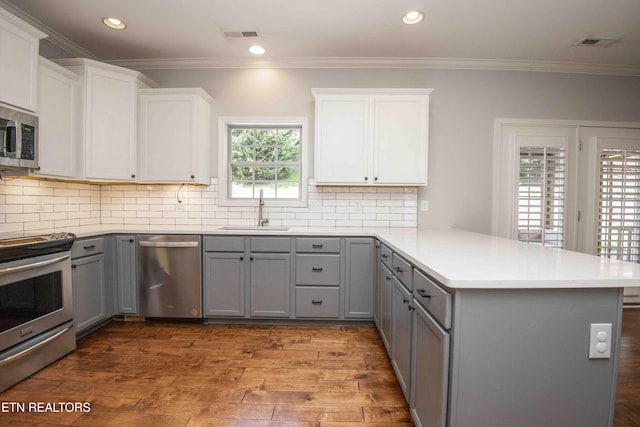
[137,235,202,318]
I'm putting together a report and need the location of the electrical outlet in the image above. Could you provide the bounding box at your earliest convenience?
[421,200,429,211]
[589,323,612,359]
[176,202,185,211]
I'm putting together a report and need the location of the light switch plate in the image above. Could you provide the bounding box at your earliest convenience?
[589,323,612,359]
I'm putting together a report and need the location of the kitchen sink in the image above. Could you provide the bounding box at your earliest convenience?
[220,226,291,231]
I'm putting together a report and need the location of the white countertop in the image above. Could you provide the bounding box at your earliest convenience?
[8,225,640,290]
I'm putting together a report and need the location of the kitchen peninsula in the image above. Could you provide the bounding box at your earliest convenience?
[66,226,636,427]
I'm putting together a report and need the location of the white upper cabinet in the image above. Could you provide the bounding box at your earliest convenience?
[138,88,212,184]
[0,8,46,112]
[32,57,80,178]
[313,88,432,186]
[58,58,157,181]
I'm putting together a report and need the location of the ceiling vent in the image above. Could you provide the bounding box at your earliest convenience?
[224,31,260,39]
[575,37,619,47]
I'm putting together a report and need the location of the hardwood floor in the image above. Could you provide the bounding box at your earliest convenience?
[0,322,412,426]
[3,310,640,426]
[615,309,640,426]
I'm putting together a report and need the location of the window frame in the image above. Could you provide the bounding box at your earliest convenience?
[493,118,640,251]
[218,116,308,207]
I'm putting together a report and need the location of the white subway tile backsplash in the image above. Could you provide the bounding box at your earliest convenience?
[0,179,418,232]
[6,213,39,223]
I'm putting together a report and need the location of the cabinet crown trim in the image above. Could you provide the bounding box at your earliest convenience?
[139,87,213,103]
[0,7,47,39]
[312,88,434,97]
[55,58,159,88]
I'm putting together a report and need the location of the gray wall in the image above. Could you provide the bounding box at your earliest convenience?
[141,67,640,233]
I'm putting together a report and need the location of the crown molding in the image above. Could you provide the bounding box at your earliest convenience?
[2,1,638,77]
[106,56,640,77]
[0,0,99,60]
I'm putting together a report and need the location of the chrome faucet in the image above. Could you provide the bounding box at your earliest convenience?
[257,189,269,227]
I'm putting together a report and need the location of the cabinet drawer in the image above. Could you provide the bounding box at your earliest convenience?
[413,269,452,329]
[296,255,340,286]
[295,287,339,318]
[204,236,244,252]
[392,253,412,290]
[71,237,104,258]
[380,244,392,269]
[296,238,340,253]
[250,237,290,253]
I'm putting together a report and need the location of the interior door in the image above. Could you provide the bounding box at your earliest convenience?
[578,127,640,303]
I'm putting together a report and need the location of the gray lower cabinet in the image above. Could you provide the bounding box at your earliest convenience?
[204,252,245,317]
[373,241,381,328]
[250,253,291,317]
[71,238,107,334]
[391,277,413,400]
[380,263,394,354]
[203,236,245,317]
[204,236,291,319]
[344,237,374,318]
[411,301,450,427]
[295,286,340,318]
[115,235,137,314]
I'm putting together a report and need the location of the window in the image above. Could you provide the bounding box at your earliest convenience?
[597,148,640,262]
[229,126,301,199]
[218,117,308,206]
[517,147,565,247]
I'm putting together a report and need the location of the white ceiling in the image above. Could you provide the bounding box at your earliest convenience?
[2,0,640,74]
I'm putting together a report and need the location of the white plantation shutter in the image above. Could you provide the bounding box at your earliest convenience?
[517,147,566,247]
[598,148,640,262]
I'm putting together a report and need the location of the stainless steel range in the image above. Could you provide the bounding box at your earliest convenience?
[0,232,76,392]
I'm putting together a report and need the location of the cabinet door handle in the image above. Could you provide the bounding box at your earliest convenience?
[416,288,433,298]
[190,174,195,179]
[374,177,378,181]
[364,176,368,181]
[312,299,323,305]
[129,239,134,243]
[239,256,244,261]
[71,264,76,269]
[312,267,324,272]
[403,298,410,304]
[394,266,403,273]
[131,174,136,179]
[312,244,323,249]
[386,276,392,281]
[83,245,96,250]
[381,254,388,259]
[408,305,415,311]
[250,257,254,261]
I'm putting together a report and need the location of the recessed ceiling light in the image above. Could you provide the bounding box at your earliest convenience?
[102,17,126,30]
[249,45,266,55]
[402,10,424,25]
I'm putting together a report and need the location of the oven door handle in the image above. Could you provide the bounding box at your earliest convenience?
[0,254,70,277]
[0,325,72,367]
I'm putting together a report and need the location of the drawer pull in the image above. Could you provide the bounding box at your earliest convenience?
[417,288,433,298]
[312,244,324,249]
[403,298,410,304]
[386,276,392,281]
[394,266,404,273]
[312,299,323,305]
[83,245,96,250]
[381,254,388,259]
[312,267,324,272]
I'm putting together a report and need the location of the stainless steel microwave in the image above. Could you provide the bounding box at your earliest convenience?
[0,105,37,169]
